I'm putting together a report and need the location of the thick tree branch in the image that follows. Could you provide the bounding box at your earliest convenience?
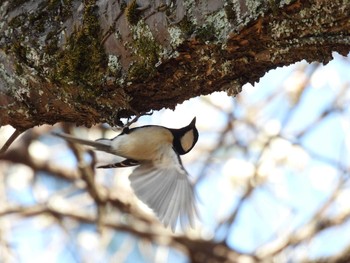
[0,0,349,129]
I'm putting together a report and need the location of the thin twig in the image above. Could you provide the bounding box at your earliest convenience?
[0,129,25,155]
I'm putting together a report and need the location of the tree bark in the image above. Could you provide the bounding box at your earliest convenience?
[0,0,349,129]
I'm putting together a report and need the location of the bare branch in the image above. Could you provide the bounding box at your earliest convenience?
[0,129,25,155]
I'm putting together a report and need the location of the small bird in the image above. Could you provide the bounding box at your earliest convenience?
[53,117,199,231]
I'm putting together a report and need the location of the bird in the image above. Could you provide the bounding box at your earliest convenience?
[53,117,199,231]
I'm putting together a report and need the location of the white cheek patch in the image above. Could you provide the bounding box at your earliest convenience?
[181,131,194,152]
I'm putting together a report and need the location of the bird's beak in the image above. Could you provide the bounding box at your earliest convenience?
[189,117,196,127]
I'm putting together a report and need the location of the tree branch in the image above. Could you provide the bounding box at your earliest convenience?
[0,129,25,155]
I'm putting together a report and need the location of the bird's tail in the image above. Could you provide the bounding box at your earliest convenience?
[52,132,112,153]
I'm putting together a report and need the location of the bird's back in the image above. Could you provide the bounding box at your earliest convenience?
[110,126,174,161]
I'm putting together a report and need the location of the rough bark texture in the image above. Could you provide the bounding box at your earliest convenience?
[0,0,349,129]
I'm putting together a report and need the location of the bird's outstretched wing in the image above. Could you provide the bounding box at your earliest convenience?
[129,146,197,231]
[52,132,113,153]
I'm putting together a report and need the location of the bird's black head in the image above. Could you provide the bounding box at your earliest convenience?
[170,117,198,155]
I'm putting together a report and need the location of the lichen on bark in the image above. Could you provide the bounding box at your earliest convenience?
[50,0,108,89]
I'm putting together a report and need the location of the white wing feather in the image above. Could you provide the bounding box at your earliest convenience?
[129,146,196,231]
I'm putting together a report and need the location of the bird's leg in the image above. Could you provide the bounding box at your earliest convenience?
[123,110,154,128]
[113,109,153,131]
